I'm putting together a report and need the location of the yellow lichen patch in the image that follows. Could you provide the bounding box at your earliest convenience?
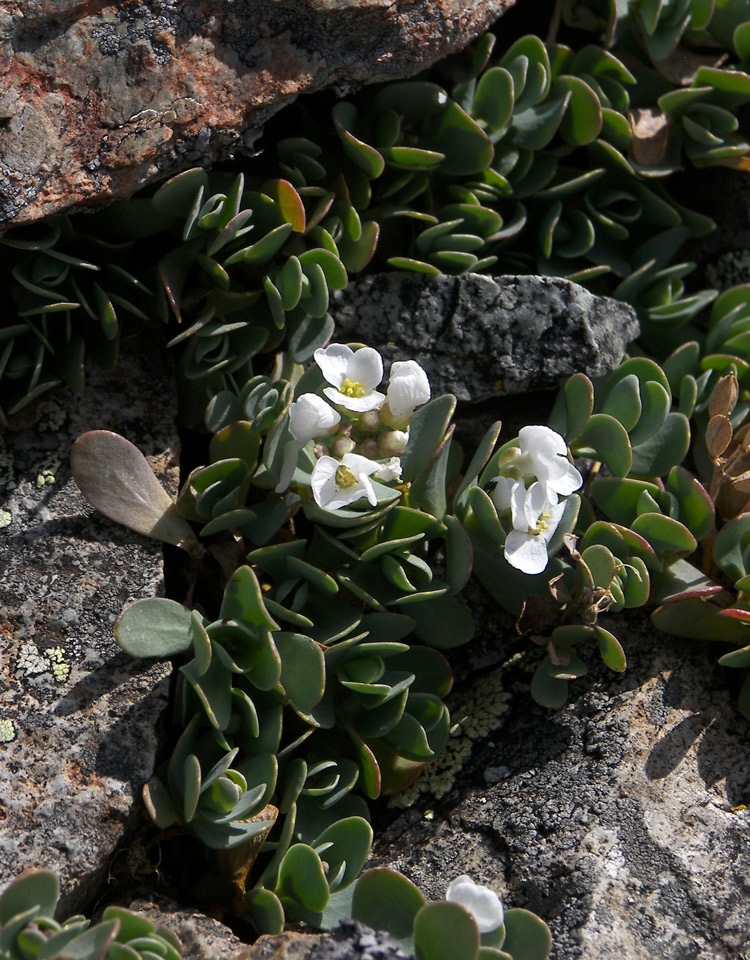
[17,642,71,683]
[0,719,16,743]
[35,455,61,488]
[48,646,71,683]
[0,509,11,528]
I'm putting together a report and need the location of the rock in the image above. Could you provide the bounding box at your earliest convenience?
[0,331,179,915]
[123,896,254,960]
[0,0,516,229]
[123,898,412,960]
[371,610,750,959]
[328,273,639,401]
[250,921,412,959]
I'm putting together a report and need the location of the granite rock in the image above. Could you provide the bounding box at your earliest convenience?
[123,896,253,960]
[371,610,750,960]
[124,898,412,960]
[0,333,178,915]
[328,273,639,401]
[0,0,516,229]
[250,921,412,959]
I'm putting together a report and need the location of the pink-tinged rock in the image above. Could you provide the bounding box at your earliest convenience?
[0,0,516,229]
[0,326,178,914]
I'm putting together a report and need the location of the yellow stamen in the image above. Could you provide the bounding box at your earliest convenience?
[530,512,550,536]
[335,465,358,488]
[340,378,366,398]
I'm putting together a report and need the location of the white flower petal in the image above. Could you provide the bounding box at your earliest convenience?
[310,456,340,507]
[509,480,528,531]
[387,360,431,419]
[517,424,582,496]
[289,394,341,443]
[491,476,515,513]
[519,424,567,459]
[348,347,384,391]
[446,876,504,934]
[323,386,386,412]
[504,529,551,574]
[524,481,550,527]
[314,344,354,387]
[341,452,381,476]
[542,498,567,543]
[311,453,383,510]
[374,457,402,482]
[547,460,583,497]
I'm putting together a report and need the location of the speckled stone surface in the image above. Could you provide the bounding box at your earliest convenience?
[329,274,639,401]
[0,0,516,228]
[125,900,412,960]
[371,610,750,960]
[0,331,178,914]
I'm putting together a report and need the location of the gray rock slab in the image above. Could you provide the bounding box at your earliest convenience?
[124,897,253,960]
[329,273,639,401]
[0,0,516,228]
[371,610,750,960]
[122,898,412,960]
[249,921,412,959]
[0,333,178,915]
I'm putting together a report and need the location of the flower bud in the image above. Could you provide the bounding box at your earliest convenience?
[313,443,328,459]
[359,410,382,432]
[331,435,356,458]
[379,401,409,430]
[357,439,379,459]
[379,430,409,457]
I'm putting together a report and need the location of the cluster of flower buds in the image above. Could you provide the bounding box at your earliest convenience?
[490,425,582,575]
[276,343,431,510]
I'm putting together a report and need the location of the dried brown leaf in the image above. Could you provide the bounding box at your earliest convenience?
[655,46,728,86]
[629,107,671,166]
[709,372,739,419]
[707,414,733,460]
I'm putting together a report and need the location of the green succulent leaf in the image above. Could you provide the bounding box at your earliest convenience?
[414,902,479,960]
[277,844,330,913]
[351,868,426,948]
[501,908,552,960]
[115,598,194,659]
[575,414,632,476]
[0,870,59,924]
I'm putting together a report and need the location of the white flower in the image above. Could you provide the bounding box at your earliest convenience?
[314,343,385,412]
[374,457,402,483]
[504,481,566,575]
[446,876,504,934]
[311,453,382,510]
[515,425,582,497]
[491,475,517,513]
[275,394,340,493]
[290,394,340,443]
[386,360,431,424]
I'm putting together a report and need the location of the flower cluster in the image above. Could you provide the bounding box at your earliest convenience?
[490,426,582,576]
[276,344,431,510]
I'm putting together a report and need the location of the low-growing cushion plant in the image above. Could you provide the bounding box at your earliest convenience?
[7,0,750,954]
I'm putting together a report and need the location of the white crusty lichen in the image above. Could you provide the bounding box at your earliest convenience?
[0,719,16,743]
[0,509,11,529]
[389,657,519,809]
[17,642,70,683]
